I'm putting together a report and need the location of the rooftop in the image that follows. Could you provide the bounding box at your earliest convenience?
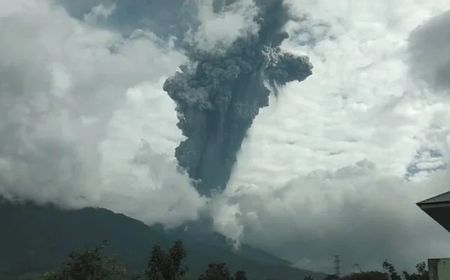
[417,191,450,232]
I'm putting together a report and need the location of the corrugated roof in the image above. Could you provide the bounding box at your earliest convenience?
[418,190,450,205]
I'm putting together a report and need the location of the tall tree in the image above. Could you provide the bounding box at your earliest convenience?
[169,241,187,277]
[147,241,187,280]
[402,262,429,280]
[147,245,166,280]
[383,261,402,280]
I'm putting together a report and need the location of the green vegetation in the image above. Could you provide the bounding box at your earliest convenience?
[38,241,250,280]
[147,241,187,280]
[322,261,429,280]
[38,242,126,280]
[38,241,429,280]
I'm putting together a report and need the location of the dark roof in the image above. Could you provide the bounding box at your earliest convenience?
[418,191,450,205]
[417,191,450,232]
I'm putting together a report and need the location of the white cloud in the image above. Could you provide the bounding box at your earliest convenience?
[84,2,116,25]
[214,161,450,273]
[186,0,260,52]
[209,0,450,272]
[99,140,205,227]
[97,81,206,227]
[0,0,203,226]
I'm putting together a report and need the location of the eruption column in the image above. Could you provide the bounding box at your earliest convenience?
[164,0,313,195]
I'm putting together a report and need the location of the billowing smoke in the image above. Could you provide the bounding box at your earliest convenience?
[0,0,204,227]
[164,0,313,195]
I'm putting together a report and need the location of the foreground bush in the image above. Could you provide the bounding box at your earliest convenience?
[39,243,127,280]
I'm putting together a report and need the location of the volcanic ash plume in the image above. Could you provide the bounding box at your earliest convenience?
[163,0,313,195]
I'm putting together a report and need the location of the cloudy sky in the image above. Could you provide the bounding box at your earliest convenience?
[1,0,450,275]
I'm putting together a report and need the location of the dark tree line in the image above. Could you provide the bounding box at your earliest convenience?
[40,241,248,280]
[40,242,429,280]
[319,261,429,280]
[39,242,127,280]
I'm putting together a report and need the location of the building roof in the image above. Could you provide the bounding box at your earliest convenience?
[418,191,450,205]
[417,191,450,232]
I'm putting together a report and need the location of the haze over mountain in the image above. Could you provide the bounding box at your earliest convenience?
[0,199,324,280]
[1,0,450,275]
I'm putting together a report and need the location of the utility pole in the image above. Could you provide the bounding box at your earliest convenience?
[334,255,341,278]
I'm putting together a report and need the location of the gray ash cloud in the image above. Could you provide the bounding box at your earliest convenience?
[163,0,313,195]
[409,10,450,93]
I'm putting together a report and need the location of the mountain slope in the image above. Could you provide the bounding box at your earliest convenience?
[0,199,324,280]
